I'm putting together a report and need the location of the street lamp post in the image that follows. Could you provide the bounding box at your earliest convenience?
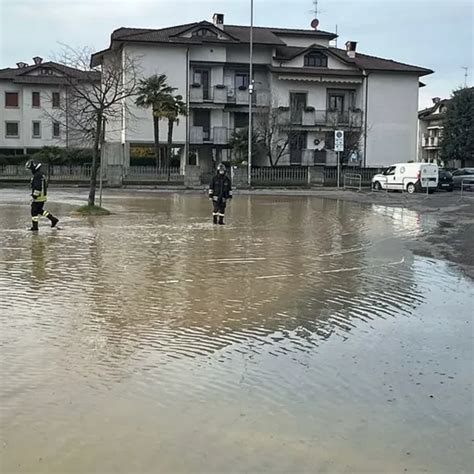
[247,0,254,186]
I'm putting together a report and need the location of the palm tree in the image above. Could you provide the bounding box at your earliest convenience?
[135,74,175,168]
[161,94,187,174]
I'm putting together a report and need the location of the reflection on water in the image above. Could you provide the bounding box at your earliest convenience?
[0,193,472,473]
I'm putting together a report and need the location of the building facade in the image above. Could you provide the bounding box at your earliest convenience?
[0,58,99,155]
[417,97,449,163]
[92,14,432,171]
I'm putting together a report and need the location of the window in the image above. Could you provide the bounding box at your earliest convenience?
[32,121,41,138]
[32,91,40,107]
[235,72,249,89]
[52,92,60,108]
[41,68,53,75]
[5,92,19,107]
[52,121,60,137]
[192,28,218,38]
[234,112,248,128]
[329,94,345,112]
[304,52,328,68]
[5,122,19,137]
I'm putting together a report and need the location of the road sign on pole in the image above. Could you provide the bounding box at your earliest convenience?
[335,130,344,188]
[334,130,344,152]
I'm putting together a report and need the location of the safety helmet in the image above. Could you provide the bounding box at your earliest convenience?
[217,163,226,174]
[25,160,42,173]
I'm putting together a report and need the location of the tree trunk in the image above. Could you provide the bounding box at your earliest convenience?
[88,113,102,206]
[153,114,160,168]
[167,119,174,181]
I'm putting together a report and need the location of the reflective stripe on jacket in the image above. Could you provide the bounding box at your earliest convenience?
[31,171,47,202]
[209,174,232,201]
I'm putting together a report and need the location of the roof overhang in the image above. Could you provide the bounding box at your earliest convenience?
[277,74,363,84]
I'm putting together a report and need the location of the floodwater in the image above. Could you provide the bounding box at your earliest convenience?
[0,189,472,474]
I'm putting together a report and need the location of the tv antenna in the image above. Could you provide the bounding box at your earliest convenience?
[310,0,320,29]
[313,0,319,17]
[462,67,469,87]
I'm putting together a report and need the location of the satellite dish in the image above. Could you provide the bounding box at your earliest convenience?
[315,139,325,151]
[311,18,319,29]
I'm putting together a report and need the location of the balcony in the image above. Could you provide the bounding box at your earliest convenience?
[422,134,440,148]
[190,126,231,145]
[189,84,271,107]
[279,108,363,128]
[190,85,228,104]
[226,88,270,107]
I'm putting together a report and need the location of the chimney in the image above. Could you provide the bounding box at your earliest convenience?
[432,97,441,104]
[213,13,224,29]
[345,41,357,58]
[33,56,43,65]
[16,62,29,69]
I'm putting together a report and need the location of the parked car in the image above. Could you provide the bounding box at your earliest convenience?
[372,163,438,193]
[451,168,474,189]
[438,169,454,192]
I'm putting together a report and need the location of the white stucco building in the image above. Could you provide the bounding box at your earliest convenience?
[92,14,432,170]
[0,58,100,155]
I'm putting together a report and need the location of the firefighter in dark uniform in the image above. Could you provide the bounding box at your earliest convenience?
[26,160,59,231]
[209,163,232,225]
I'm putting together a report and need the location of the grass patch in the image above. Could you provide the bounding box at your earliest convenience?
[74,204,111,216]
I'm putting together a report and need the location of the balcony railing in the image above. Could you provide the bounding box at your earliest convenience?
[189,85,270,106]
[190,126,231,145]
[279,108,363,128]
[422,134,440,147]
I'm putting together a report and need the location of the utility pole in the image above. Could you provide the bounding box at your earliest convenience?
[247,0,254,186]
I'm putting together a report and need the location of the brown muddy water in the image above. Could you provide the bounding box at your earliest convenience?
[0,190,473,473]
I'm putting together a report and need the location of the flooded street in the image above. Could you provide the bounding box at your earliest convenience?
[0,190,473,473]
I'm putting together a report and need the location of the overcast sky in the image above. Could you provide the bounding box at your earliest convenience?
[0,0,472,108]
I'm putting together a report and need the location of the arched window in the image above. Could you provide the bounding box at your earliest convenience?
[304,52,328,68]
[192,28,218,38]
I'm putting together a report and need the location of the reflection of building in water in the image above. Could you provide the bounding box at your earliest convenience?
[72,195,423,366]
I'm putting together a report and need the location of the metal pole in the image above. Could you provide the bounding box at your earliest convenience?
[99,117,105,207]
[337,151,340,188]
[184,48,190,176]
[247,0,254,186]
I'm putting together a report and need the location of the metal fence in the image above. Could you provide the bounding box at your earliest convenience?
[124,166,184,183]
[343,173,362,191]
[324,167,382,186]
[251,167,309,186]
[460,178,474,198]
[0,164,91,181]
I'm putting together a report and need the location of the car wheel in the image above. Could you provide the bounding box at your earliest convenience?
[428,189,435,194]
[406,183,416,194]
[373,181,382,191]
[447,188,453,192]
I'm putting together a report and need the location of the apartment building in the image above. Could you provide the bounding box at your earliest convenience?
[418,96,450,164]
[92,13,433,170]
[0,58,100,154]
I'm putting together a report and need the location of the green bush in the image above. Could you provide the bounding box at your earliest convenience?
[0,148,93,166]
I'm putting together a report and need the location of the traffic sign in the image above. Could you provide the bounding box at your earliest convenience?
[334,130,344,152]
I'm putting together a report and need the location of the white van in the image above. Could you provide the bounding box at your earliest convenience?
[372,163,439,193]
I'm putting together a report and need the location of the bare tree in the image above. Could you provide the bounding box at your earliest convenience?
[229,105,300,167]
[253,106,301,167]
[48,45,140,206]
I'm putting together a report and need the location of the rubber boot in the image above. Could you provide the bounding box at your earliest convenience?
[213,215,218,225]
[30,220,39,231]
[218,215,225,225]
[48,214,59,228]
